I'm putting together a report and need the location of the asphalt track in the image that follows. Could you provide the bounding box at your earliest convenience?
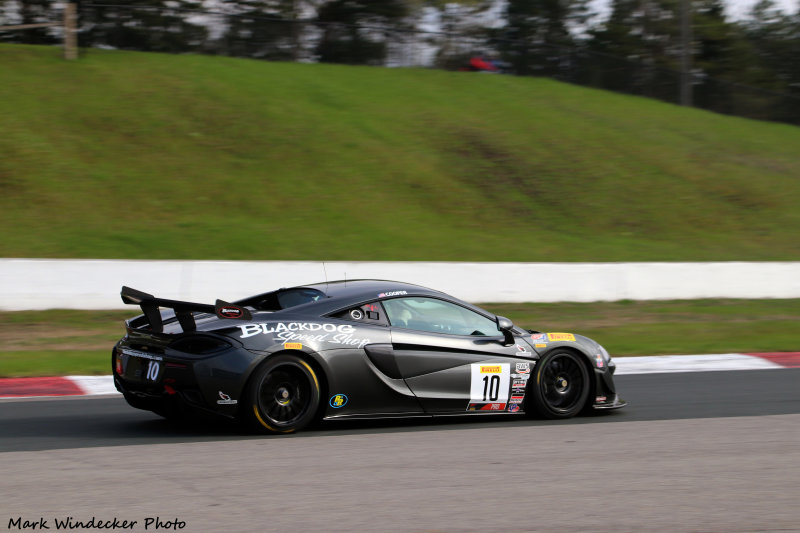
[2,369,799,532]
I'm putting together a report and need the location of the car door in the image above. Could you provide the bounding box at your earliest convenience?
[382,297,534,414]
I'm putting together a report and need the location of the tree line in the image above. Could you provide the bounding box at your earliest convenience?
[2,0,799,124]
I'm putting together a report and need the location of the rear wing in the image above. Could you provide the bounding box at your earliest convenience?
[121,286,252,333]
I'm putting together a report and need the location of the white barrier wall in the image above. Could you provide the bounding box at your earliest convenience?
[1,259,799,310]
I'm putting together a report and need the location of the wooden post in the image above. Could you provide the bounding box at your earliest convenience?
[63,3,77,60]
[679,0,693,107]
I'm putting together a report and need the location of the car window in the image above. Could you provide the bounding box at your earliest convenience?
[277,288,325,309]
[383,297,499,336]
[329,302,388,326]
[245,288,326,311]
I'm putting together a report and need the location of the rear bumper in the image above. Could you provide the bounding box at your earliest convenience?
[112,341,245,418]
[115,375,238,419]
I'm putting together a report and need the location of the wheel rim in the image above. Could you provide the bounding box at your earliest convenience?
[257,364,312,428]
[540,354,585,412]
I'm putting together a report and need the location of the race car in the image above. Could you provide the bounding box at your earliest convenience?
[113,279,625,434]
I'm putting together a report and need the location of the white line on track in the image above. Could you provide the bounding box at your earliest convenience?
[612,353,785,375]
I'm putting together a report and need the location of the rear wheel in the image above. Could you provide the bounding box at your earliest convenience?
[244,354,321,434]
[528,350,589,419]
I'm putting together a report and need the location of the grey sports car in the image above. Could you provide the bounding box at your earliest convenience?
[113,279,625,434]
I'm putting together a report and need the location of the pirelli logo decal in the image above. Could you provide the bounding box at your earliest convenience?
[480,365,502,374]
[547,333,576,342]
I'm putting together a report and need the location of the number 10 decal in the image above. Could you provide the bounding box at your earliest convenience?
[469,363,510,409]
[146,360,160,381]
[482,374,501,401]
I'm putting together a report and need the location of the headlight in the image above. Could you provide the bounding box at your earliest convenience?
[598,344,610,362]
[595,344,611,368]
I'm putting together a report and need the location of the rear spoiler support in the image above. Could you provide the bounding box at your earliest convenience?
[121,286,251,333]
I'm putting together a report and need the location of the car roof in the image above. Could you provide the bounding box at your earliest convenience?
[239,279,486,317]
[303,279,445,301]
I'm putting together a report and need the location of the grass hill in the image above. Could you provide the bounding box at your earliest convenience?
[2,44,799,261]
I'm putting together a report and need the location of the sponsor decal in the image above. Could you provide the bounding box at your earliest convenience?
[218,305,245,319]
[531,333,547,342]
[508,403,521,413]
[284,342,303,350]
[217,391,237,405]
[535,343,547,348]
[595,354,604,368]
[239,322,372,349]
[378,291,407,297]
[121,348,163,361]
[330,394,348,408]
[512,380,527,389]
[515,362,531,374]
[515,344,533,357]
[350,309,364,320]
[509,395,525,404]
[547,332,576,342]
[240,322,355,337]
[480,365,502,374]
[467,402,507,411]
[596,396,607,402]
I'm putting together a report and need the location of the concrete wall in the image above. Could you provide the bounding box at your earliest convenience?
[2,259,799,310]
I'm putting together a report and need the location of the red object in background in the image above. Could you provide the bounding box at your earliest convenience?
[0,377,82,397]
[469,56,498,72]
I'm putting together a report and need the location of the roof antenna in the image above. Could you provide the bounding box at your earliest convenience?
[322,262,329,292]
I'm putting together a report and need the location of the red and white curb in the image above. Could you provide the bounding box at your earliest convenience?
[0,376,117,398]
[1,352,798,399]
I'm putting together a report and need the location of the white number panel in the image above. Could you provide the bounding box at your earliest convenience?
[467,363,510,411]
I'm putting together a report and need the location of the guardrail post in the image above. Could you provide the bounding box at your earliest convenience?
[64,2,77,60]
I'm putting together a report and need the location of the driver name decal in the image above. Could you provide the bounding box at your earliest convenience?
[378,291,407,297]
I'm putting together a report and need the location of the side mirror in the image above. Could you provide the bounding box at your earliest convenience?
[496,316,515,346]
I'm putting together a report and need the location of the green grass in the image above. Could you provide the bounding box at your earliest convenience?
[0,351,110,377]
[2,46,799,376]
[484,299,800,355]
[2,44,800,261]
[1,300,798,376]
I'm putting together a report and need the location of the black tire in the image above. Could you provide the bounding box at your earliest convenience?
[244,354,321,434]
[528,350,590,419]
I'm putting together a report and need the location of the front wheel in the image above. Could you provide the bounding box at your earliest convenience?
[243,354,321,434]
[528,350,590,419]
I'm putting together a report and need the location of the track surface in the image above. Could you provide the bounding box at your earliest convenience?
[2,370,799,532]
